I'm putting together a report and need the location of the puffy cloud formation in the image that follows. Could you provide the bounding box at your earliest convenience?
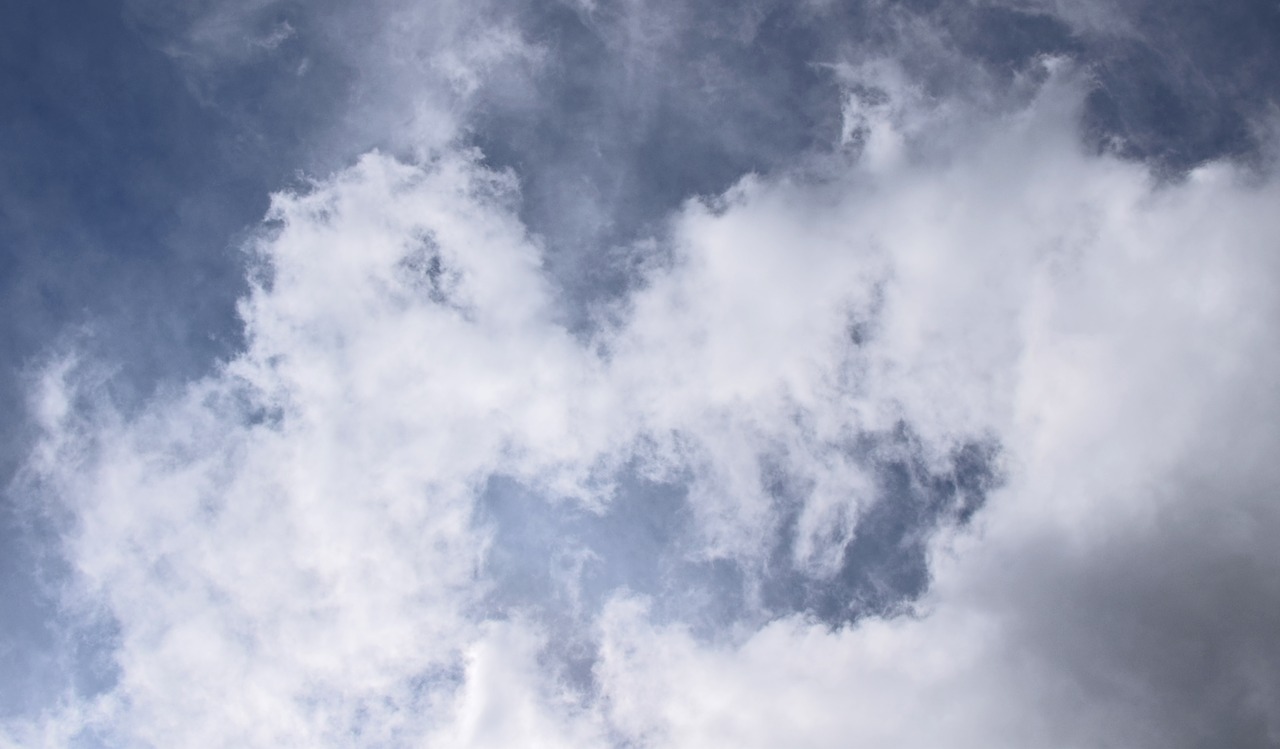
[6,45,1280,749]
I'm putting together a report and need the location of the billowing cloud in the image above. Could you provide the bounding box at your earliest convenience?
[5,2,1280,748]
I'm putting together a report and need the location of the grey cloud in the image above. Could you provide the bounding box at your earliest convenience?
[990,504,1280,746]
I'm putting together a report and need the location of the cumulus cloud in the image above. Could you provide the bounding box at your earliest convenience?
[9,151,611,746]
[6,19,1280,749]
[588,68,1280,747]
[594,150,1280,749]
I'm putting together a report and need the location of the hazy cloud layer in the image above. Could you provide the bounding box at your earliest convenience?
[4,1,1280,747]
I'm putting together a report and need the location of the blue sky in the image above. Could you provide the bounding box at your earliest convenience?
[3,1,1280,746]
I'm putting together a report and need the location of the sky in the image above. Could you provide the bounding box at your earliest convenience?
[2,0,1279,746]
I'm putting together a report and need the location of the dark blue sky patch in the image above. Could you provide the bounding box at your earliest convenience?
[469,1,845,322]
[1076,0,1280,169]
[1,1,259,429]
[761,427,1001,626]
[0,0,306,712]
[947,6,1083,74]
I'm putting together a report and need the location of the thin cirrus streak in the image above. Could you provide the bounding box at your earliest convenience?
[2,0,1280,747]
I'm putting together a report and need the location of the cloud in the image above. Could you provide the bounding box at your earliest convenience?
[590,69,1280,747]
[5,22,1280,749]
[9,152,604,745]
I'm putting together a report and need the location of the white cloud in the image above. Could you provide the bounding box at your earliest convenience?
[590,69,1280,748]
[9,151,613,746]
[8,58,1280,748]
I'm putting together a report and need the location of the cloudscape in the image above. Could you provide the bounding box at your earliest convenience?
[3,0,1280,746]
